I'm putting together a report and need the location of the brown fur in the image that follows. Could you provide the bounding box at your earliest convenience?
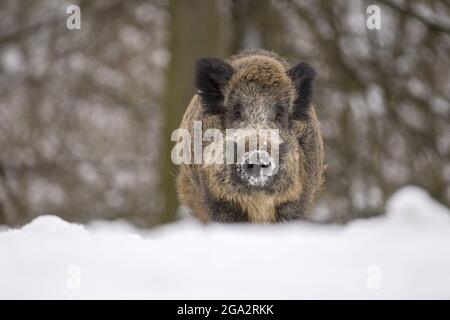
[176,50,325,223]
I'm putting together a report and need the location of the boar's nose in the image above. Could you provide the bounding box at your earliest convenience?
[242,151,274,178]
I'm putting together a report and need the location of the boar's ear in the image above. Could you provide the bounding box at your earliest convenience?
[195,58,233,117]
[287,62,316,121]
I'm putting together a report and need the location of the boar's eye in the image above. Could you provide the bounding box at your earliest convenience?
[274,104,287,123]
[275,111,284,121]
[230,103,242,120]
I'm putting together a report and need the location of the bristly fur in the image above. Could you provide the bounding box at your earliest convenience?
[178,49,325,224]
[195,58,234,117]
[288,63,316,121]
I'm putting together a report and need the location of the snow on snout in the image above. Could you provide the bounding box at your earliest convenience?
[236,150,277,186]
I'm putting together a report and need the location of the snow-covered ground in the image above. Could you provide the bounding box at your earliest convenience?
[1,186,449,299]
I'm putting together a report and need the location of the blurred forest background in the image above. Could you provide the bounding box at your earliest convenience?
[0,0,449,227]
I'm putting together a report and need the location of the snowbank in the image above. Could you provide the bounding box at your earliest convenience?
[1,186,449,299]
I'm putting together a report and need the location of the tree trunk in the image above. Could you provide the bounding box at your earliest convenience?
[157,0,226,223]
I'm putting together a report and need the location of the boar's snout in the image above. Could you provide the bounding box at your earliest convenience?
[237,150,278,187]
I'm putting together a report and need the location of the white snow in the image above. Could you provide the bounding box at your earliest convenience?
[1,186,449,299]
